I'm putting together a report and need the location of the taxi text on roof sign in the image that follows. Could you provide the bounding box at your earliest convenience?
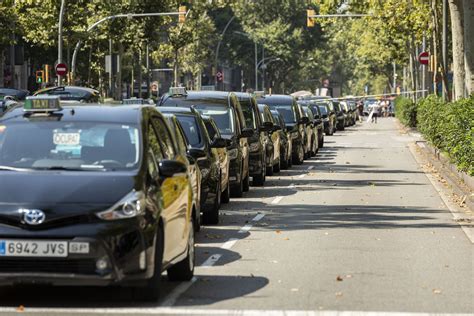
[169,87,187,97]
[24,96,62,112]
[123,98,145,105]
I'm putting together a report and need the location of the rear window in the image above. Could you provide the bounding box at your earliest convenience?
[175,115,202,147]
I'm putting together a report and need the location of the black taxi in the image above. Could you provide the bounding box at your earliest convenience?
[0,97,195,300]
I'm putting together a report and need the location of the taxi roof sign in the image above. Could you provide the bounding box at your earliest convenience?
[169,87,187,97]
[123,98,145,105]
[24,96,62,112]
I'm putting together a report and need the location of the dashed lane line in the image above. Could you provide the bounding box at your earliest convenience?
[161,213,266,306]
[271,196,283,204]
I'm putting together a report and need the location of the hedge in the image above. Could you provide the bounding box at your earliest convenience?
[397,95,474,176]
[395,96,417,127]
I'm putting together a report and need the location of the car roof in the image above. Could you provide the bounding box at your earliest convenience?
[0,104,148,124]
[34,86,99,95]
[257,94,294,103]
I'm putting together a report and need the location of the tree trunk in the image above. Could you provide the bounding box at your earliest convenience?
[463,0,474,95]
[448,0,466,100]
[0,50,4,88]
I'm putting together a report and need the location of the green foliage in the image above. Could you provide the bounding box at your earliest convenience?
[395,96,417,127]
[417,95,474,175]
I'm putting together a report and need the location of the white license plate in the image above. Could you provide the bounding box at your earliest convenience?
[0,240,68,257]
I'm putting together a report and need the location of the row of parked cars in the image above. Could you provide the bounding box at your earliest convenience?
[0,87,357,300]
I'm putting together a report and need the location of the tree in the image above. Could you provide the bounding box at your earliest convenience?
[448,0,465,100]
[463,0,474,95]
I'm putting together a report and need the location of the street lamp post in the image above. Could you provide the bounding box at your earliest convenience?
[58,0,66,86]
[215,16,236,90]
[71,10,188,81]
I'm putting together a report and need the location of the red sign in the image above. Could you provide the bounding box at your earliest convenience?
[55,63,68,76]
[418,52,429,65]
[216,71,224,82]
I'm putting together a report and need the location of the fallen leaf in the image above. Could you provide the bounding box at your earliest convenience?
[433,289,442,294]
[335,292,343,297]
[324,232,329,235]
[291,288,299,292]
[16,306,25,312]
[336,275,343,281]
[283,237,290,240]
[250,273,255,278]
[346,274,353,279]
[275,230,281,234]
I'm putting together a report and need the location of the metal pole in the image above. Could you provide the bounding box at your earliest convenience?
[215,16,236,90]
[403,66,407,97]
[146,43,150,98]
[109,39,113,98]
[392,62,396,94]
[255,42,258,91]
[442,0,447,100]
[58,0,66,86]
[261,46,265,92]
[422,36,426,98]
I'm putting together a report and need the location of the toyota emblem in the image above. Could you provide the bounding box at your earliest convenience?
[21,209,46,225]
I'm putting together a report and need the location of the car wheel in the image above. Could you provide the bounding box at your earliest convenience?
[319,136,324,148]
[281,153,289,169]
[243,172,250,192]
[167,219,195,281]
[230,170,244,198]
[293,144,304,165]
[203,179,220,225]
[266,164,274,176]
[273,159,281,173]
[132,226,164,301]
[221,178,230,204]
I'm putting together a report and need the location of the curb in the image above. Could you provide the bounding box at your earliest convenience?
[415,140,473,211]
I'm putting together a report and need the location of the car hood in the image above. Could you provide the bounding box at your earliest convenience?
[0,171,137,227]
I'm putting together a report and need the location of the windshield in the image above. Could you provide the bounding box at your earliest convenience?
[175,115,202,147]
[318,105,328,115]
[0,122,140,170]
[194,104,235,135]
[266,105,296,124]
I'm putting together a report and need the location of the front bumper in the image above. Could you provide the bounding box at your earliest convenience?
[0,219,155,287]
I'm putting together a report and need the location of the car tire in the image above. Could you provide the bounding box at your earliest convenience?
[230,171,244,198]
[167,219,195,282]
[221,178,230,204]
[203,180,220,225]
[266,165,274,176]
[243,173,250,192]
[132,226,164,301]
[273,159,281,173]
[319,136,324,148]
[281,154,289,169]
[293,144,304,165]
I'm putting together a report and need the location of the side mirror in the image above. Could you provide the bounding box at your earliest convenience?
[159,160,187,178]
[186,154,197,165]
[260,121,273,132]
[187,148,207,159]
[211,138,227,148]
[299,117,309,124]
[240,128,255,138]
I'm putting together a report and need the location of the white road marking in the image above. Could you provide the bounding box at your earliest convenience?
[160,277,197,307]
[200,254,222,267]
[288,183,296,189]
[307,166,314,170]
[0,307,469,316]
[271,196,283,204]
[221,238,238,250]
[252,213,266,222]
[298,174,306,179]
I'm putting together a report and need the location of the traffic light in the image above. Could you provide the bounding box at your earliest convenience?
[307,9,315,27]
[44,64,50,83]
[179,6,186,24]
[35,71,44,84]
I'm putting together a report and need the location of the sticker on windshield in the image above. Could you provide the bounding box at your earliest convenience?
[53,132,81,146]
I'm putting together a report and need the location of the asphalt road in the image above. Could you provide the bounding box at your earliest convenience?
[1,118,472,316]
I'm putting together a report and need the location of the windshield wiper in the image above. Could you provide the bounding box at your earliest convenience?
[32,166,92,171]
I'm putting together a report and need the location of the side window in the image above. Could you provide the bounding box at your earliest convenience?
[148,123,164,162]
[152,118,175,159]
[205,121,217,141]
[175,124,188,152]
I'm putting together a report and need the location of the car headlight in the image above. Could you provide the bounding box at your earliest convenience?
[227,148,239,160]
[249,142,260,152]
[97,191,146,220]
